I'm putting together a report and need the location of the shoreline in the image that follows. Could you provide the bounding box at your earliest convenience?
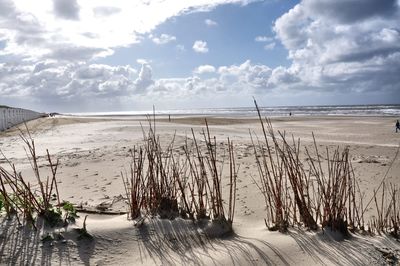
[64,103,400,118]
[63,113,400,118]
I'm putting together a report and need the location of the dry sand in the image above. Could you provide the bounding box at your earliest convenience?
[1,115,400,265]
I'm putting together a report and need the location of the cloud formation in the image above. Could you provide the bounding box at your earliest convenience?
[263,42,275,50]
[272,0,400,95]
[255,35,276,50]
[93,6,121,17]
[205,19,218,26]
[0,61,138,110]
[53,0,80,20]
[254,36,273,42]
[151,34,176,45]
[303,0,397,24]
[194,65,216,74]
[134,64,154,93]
[0,59,282,110]
[192,40,209,53]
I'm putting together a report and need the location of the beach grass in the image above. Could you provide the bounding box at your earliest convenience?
[121,115,237,233]
[0,125,76,229]
[251,100,400,237]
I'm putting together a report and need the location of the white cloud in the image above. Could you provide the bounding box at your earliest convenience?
[263,42,275,50]
[151,34,176,45]
[205,19,218,26]
[255,35,276,51]
[218,60,272,89]
[0,59,280,111]
[192,40,209,53]
[274,4,308,51]
[194,64,216,74]
[93,6,121,17]
[303,0,397,24]
[134,63,154,93]
[148,60,279,100]
[255,36,273,42]
[136,59,151,64]
[271,0,400,94]
[268,66,299,86]
[0,60,141,109]
[0,61,138,105]
[176,44,185,51]
[53,0,80,20]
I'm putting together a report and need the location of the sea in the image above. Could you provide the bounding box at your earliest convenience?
[70,104,400,117]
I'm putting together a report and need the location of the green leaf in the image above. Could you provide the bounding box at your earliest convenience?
[62,201,75,212]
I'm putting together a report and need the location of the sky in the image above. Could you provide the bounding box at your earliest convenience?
[0,0,399,112]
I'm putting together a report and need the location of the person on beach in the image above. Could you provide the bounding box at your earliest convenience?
[396,120,400,133]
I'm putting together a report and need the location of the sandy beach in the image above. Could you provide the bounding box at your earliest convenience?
[2,0,400,264]
[1,115,400,265]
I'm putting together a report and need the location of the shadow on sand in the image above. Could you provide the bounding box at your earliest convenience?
[289,227,400,265]
[5,214,398,265]
[0,216,95,265]
[135,218,290,265]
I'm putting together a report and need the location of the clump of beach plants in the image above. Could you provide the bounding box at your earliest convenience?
[366,182,400,238]
[251,100,318,232]
[122,114,237,233]
[252,100,361,234]
[252,99,400,238]
[0,125,76,229]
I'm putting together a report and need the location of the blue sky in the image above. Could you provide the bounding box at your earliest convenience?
[0,0,399,112]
